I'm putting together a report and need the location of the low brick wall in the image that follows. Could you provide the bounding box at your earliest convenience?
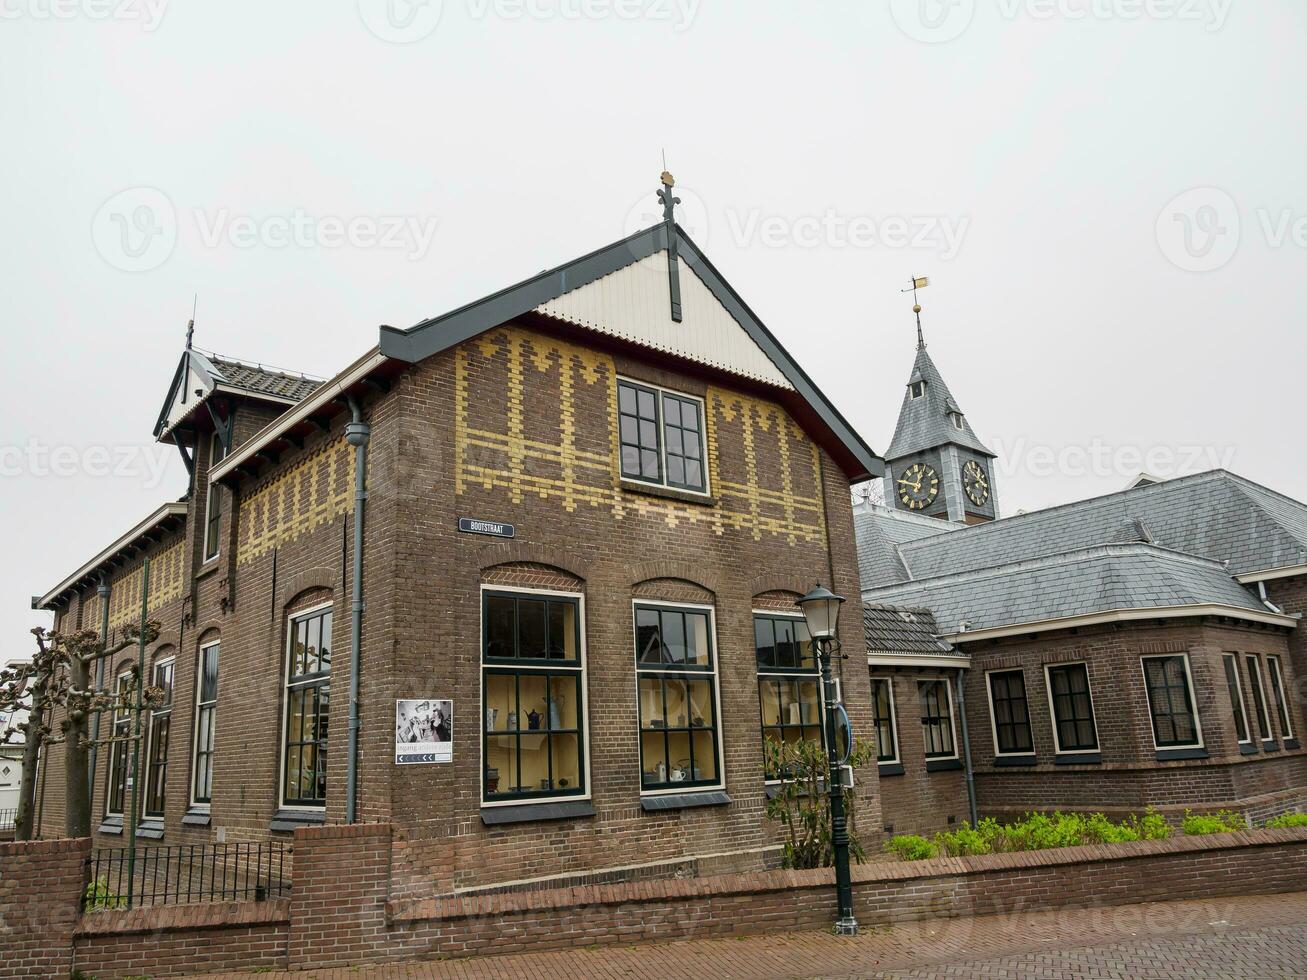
[3,824,1305,978]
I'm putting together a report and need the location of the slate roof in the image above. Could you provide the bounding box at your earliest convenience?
[896,470,1307,581]
[863,604,959,657]
[885,345,993,461]
[853,503,957,589]
[866,543,1277,638]
[206,354,322,402]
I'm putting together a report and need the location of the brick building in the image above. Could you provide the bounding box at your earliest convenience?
[856,326,1307,832]
[33,181,887,894]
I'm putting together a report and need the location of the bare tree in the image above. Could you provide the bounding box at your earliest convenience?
[1,622,159,839]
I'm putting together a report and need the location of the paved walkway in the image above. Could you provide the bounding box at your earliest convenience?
[191,890,1307,979]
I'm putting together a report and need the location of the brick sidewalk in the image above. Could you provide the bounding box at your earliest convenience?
[189,890,1307,979]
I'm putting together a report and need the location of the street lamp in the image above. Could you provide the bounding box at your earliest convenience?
[796,583,858,936]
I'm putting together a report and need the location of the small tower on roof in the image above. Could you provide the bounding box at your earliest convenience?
[884,278,998,524]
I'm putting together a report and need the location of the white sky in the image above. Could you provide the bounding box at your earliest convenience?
[3,1,1305,647]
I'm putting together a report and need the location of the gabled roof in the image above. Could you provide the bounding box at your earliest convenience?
[863,604,958,657]
[885,345,993,461]
[154,348,322,441]
[853,503,957,589]
[378,222,883,481]
[867,543,1295,642]
[896,470,1307,581]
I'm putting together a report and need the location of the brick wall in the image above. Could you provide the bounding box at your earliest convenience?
[0,836,88,980]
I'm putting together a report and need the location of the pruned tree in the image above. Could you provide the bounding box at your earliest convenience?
[1,622,160,839]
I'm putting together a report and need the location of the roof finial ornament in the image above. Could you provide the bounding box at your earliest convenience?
[185,293,197,350]
[901,276,929,349]
[656,160,683,322]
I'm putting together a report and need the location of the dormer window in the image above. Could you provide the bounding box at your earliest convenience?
[950,412,964,429]
[909,381,925,399]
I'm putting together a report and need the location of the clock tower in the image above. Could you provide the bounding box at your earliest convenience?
[883,309,998,525]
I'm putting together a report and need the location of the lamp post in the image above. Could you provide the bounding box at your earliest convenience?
[796,583,858,936]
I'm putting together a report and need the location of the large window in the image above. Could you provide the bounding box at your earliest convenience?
[870,677,898,764]
[143,658,174,817]
[1223,654,1250,745]
[1245,654,1273,743]
[918,679,956,759]
[635,603,721,791]
[192,640,220,805]
[987,669,1034,756]
[1267,655,1294,741]
[617,379,707,493]
[1141,655,1202,749]
[755,614,820,780]
[203,432,226,562]
[1046,662,1099,753]
[482,590,585,803]
[282,605,332,808]
[105,668,132,817]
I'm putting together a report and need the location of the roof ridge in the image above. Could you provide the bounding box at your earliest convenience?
[869,540,1234,595]
[1226,472,1307,532]
[198,347,325,383]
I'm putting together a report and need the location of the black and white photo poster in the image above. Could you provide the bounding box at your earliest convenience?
[395,699,452,764]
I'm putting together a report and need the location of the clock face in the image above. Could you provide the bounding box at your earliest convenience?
[896,462,940,511]
[964,460,990,506]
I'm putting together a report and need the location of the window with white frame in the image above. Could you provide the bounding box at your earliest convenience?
[482,589,586,803]
[1267,655,1294,740]
[105,668,132,817]
[869,677,898,764]
[203,432,226,562]
[1245,654,1273,742]
[617,379,707,493]
[1045,662,1099,753]
[192,640,220,806]
[1223,654,1250,745]
[987,669,1034,756]
[1141,654,1202,750]
[754,613,820,780]
[282,605,332,808]
[635,603,721,791]
[909,380,925,399]
[143,657,174,818]
[918,679,957,759]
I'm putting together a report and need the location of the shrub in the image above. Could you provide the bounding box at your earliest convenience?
[1182,809,1245,835]
[884,834,938,861]
[763,737,878,869]
[932,824,988,857]
[85,877,126,911]
[1264,812,1307,829]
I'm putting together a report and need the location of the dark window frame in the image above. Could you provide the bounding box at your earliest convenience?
[617,378,708,494]
[918,678,957,760]
[869,676,899,764]
[755,613,822,781]
[143,657,175,818]
[281,604,333,810]
[1267,655,1294,740]
[481,589,587,805]
[634,602,723,793]
[203,432,226,563]
[1045,662,1099,753]
[987,669,1034,756]
[105,668,133,818]
[1141,654,1202,750]
[192,639,220,806]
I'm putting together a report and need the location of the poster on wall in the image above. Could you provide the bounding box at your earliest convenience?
[395,699,453,764]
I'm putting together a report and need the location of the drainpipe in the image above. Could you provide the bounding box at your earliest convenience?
[955,668,979,828]
[343,396,370,824]
[87,579,112,803]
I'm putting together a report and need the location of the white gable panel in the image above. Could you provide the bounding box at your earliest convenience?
[534,250,793,390]
[164,356,213,432]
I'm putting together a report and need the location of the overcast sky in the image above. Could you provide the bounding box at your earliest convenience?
[3,1,1305,647]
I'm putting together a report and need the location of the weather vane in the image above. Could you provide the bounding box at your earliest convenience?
[900,276,929,349]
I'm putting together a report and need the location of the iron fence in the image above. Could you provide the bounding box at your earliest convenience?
[84,840,291,910]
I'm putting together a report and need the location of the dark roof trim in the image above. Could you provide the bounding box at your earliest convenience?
[379,223,883,481]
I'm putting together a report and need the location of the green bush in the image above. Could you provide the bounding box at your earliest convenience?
[1181,809,1245,835]
[885,809,1172,861]
[85,876,126,911]
[884,834,937,861]
[1263,812,1307,829]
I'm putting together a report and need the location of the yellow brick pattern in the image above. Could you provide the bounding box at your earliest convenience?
[105,536,186,630]
[236,438,353,566]
[456,327,826,546]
